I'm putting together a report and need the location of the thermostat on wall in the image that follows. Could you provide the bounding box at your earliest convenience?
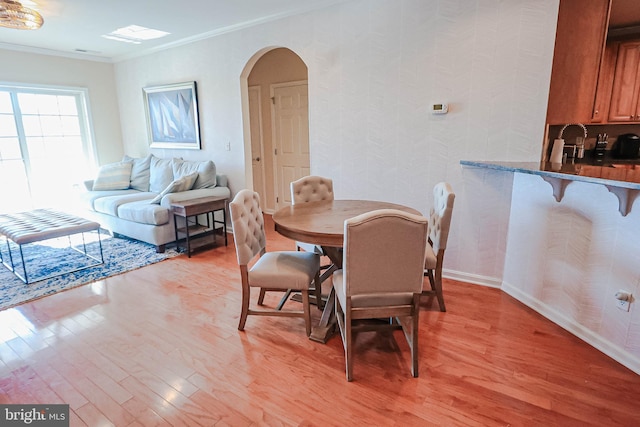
[431,103,448,114]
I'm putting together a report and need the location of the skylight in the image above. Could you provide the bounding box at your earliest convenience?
[102,25,170,44]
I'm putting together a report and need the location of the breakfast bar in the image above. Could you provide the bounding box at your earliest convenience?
[461,160,640,216]
[460,158,640,375]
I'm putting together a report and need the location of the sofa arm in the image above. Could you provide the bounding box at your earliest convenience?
[216,174,227,188]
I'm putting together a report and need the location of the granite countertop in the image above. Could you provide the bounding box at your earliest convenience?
[460,160,640,190]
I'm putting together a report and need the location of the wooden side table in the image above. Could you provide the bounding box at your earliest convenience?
[171,196,228,257]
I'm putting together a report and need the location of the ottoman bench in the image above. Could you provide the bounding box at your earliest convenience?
[0,209,104,284]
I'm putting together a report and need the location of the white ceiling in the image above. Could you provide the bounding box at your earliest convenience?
[0,0,348,62]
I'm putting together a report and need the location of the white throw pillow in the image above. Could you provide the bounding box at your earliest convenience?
[92,162,133,191]
[149,172,198,204]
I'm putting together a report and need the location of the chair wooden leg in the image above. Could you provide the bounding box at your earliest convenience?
[239,282,250,331]
[345,306,353,382]
[257,288,266,305]
[275,289,292,310]
[411,296,420,377]
[302,289,311,337]
[431,270,446,312]
[313,270,323,310]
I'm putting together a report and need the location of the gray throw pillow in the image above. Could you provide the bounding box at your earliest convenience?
[123,154,151,192]
[149,155,175,193]
[172,159,217,189]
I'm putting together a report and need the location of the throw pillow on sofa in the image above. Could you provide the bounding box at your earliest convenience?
[172,158,217,189]
[123,154,151,191]
[149,155,177,193]
[149,172,199,204]
[92,162,133,191]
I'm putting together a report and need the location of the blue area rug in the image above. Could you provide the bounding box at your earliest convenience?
[0,231,179,311]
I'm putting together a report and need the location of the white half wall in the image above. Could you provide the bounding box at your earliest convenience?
[503,172,640,374]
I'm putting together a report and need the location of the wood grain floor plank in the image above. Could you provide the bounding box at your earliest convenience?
[0,215,638,426]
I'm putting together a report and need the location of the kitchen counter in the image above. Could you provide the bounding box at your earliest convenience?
[460,160,640,215]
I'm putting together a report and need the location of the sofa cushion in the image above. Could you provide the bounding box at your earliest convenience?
[123,154,152,191]
[172,159,217,189]
[149,172,198,204]
[82,189,141,211]
[117,200,170,226]
[149,155,176,193]
[93,192,156,216]
[92,162,132,191]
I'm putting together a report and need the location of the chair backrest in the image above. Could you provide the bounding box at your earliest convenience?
[429,182,455,253]
[343,209,427,297]
[229,189,266,266]
[290,176,334,205]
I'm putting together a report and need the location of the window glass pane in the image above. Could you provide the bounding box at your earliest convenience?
[0,92,12,113]
[0,159,31,213]
[25,136,46,158]
[0,114,17,137]
[21,115,42,136]
[60,116,80,135]
[39,115,64,136]
[0,137,22,159]
[57,96,78,115]
[4,87,95,210]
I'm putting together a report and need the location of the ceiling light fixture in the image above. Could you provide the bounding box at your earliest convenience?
[0,0,43,30]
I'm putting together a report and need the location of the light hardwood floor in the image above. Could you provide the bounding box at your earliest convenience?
[1,215,639,426]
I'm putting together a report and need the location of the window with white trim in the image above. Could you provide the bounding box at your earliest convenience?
[0,85,96,213]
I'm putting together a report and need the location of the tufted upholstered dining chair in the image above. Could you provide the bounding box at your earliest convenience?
[290,176,334,253]
[333,209,428,381]
[229,189,320,336]
[422,182,455,312]
[286,175,335,308]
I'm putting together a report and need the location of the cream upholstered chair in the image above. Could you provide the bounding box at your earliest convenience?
[290,175,334,254]
[422,182,455,312]
[229,189,320,336]
[333,209,428,381]
[288,175,335,308]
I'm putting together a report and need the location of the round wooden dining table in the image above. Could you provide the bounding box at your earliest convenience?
[272,199,423,342]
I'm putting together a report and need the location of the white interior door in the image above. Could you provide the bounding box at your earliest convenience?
[271,81,310,209]
[248,86,266,202]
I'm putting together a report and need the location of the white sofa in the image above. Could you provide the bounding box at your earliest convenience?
[81,155,230,252]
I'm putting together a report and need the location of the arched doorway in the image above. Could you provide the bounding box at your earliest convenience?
[240,47,310,213]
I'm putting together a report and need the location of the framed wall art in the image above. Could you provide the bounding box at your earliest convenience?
[143,81,201,149]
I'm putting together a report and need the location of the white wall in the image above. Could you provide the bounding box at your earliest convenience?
[0,49,123,165]
[114,0,559,280]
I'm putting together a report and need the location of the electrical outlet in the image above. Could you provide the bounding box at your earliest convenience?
[617,299,630,312]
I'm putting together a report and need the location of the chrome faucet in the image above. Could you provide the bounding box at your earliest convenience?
[559,123,588,159]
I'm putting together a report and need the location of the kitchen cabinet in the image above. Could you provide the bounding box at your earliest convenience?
[591,41,617,123]
[546,0,610,125]
[608,40,640,122]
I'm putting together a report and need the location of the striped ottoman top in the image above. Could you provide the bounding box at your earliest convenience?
[0,209,100,245]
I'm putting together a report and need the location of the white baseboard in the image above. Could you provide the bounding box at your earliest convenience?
[502,281,640,376]
[443,269,502,288]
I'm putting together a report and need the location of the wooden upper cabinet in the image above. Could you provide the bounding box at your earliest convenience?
[546,0,611,125]
[608,40,640,122]
[591,41,618,122]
